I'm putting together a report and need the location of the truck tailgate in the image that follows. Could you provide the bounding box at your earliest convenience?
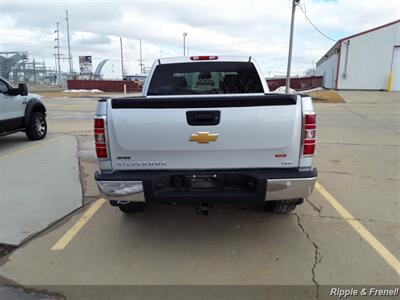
[107,94,302,170]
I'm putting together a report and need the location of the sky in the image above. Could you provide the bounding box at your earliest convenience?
[0,0,399,79]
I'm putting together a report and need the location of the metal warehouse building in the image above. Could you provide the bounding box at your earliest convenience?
[316,19,400,91]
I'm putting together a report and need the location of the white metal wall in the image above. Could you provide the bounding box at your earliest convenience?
[337,22,400,90]
[316,51,338,89]
[391,46,400,91]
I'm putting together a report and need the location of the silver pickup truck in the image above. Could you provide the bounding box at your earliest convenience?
[94,56,317,214]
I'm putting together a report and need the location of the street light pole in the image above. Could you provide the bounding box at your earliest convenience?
[139,39,143,74]
[183,32,187,56]
[65,10,73,76]
[285,0,300,93]
[120,37,124,79]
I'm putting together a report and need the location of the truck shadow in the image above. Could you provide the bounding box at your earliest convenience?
[114,204,298,246]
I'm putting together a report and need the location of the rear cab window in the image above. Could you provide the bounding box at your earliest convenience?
[148,62,264,95]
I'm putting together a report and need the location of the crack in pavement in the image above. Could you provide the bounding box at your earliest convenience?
[293,212,400,226]
[294,213,321,300]
[74,135,86,208]
[305,198,322,216]
[338,104,400,135]
[318,169,398,181]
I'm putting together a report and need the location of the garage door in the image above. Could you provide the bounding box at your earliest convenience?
[391,46,400,91]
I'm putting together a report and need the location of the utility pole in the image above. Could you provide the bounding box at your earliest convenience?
[42,59,46,84]
[23,60,27,82]
[54,22,61,84]
[138,39,144,75]
[33,59,37,84]
[65,10,73,76]
[285,0,300,93]
[120,37,124,79]
[183,32,187,56]
[54,54,58,79]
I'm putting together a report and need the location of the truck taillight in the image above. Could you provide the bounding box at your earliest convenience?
[303,113,316,156]
[190,56,219,61]
[94,118,108,158]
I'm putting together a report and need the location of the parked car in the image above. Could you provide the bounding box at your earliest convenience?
[94,56,317,214]
[0,77,47,140]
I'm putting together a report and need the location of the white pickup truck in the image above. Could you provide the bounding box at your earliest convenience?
[0,76,47,140]
[94,56,317,214]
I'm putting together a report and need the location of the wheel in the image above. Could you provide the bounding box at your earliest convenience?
[265,199,303,214]
[118,202,146,213]
[25,112,47,140]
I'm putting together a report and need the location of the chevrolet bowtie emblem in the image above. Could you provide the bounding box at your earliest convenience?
[190,132,219,143]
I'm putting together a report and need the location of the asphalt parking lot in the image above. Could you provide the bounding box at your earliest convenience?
[0,92,399,299]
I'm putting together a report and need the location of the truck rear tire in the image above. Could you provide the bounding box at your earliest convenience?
[25,112,47,140]
[265,199,303,214]
[118,202,146,213]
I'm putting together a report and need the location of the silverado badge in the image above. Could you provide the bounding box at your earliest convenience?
[190,132,219,144]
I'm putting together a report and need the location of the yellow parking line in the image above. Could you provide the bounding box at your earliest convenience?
[51,198,106,251]
[315,182,400,275]
[0,135,63,161]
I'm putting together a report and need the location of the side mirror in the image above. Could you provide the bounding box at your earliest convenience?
[18,83,28,96]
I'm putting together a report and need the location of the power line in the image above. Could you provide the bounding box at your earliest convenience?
[298,4,337,42]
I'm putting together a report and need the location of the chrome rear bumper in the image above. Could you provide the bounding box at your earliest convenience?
[96,169,317,203]
[265,177,317,201]
[97,181,145,202]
